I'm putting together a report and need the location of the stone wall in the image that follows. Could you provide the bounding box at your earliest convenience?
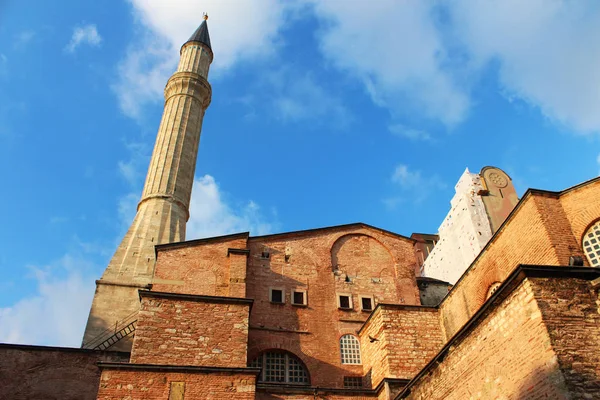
[359,305,443,388]
[439,193,567,339]
[403,278,570,400]
[97,367,256,399]
[0,344,128,400]
[130,291,251,367]
[532,277,600,398]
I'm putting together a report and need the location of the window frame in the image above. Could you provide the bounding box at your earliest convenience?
[343,376,363,388]
[337,293,353,310]
[249,351,310,385]
[340,334,362,365]
[583,220,600,267]
[291,289,307,307]
[269,287,285,304]
[359,295,374,312]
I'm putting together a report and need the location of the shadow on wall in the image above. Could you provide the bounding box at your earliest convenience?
[246,263,369,390]
[514,365,572,400]
[81,312,135,352]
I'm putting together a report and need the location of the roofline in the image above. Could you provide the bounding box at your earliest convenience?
[0,342,130,356]
[249,222,414,243]
[437,174,600,304]
[395,264,600,399]
[155,232,249,254]
[416,276,451,285]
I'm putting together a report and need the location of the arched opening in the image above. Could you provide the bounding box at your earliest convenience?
[248,350,310,385]
[340,334,362,365]
[583,220,600,267]
[486,282,502,299]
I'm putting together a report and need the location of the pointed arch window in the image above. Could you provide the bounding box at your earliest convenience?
[340,334,362,364]
[249,351,309,385]
[583,220,600,267]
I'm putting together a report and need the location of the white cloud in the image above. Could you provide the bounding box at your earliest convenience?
[310,1,470,127]
[389,124,432,141]
[391,164,446,203]
[0,254,96,347]
[15,30,35,48]
[117,141,150,187]
[451,0,600,134]
[114,0,289,118]
[187,175,277,239]
[247,66,351,128]
[65,24,102,53]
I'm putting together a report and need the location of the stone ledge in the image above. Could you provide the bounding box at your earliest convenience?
[138,290,254,307]
[98,362,260,375]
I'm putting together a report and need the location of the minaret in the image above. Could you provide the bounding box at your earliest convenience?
[82,17,213,350]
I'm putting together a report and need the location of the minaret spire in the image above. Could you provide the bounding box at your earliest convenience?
[82,18,214,351]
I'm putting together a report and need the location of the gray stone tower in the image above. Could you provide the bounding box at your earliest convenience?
[82,17,213,350]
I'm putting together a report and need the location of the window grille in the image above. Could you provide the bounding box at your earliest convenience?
[340,334,362,364]
[249,351,309,385]
[583,221,600,266]
[486,282,502,299]
[343,376,363,388]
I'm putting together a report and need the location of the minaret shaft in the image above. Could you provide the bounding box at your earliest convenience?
[82,32,213,350]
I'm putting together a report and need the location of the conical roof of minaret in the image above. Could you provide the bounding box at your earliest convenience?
[184,18,211,50]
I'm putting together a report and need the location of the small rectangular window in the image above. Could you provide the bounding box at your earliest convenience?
[343,376,363,388]
[292,290,306,306]
[261,251,270,259]
[270,288,284,304]
[360,296,373,311]
[338,294,352,310]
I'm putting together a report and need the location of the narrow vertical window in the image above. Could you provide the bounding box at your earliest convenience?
[340,334,361,364]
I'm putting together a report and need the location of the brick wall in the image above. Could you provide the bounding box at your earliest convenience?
[97,368,256,399]
[245,225,419,388]
[438,181,600,341]
[130,292,251,367]
[404,278,570,400]
[152,234,249,297]
[0,344,128,400]
[440,193,562,338]
[531,277,600,398]
[559,179,600,251]
[359,305,443,388]
[256,392,377,399]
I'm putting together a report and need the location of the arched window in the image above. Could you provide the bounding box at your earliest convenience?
[340,334,361,364]
[583,221,600,266]
[486,282,502,299]
[249,351,309,385]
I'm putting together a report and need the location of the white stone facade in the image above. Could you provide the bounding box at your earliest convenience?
[422,169,493,284]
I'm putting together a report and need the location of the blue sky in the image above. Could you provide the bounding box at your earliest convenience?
[1,0,600,346]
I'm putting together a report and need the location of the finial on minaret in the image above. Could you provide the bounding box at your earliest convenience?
[184,14,212,50]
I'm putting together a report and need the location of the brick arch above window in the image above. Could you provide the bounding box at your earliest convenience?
[486,281,502,299]
[583,220,600,267]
